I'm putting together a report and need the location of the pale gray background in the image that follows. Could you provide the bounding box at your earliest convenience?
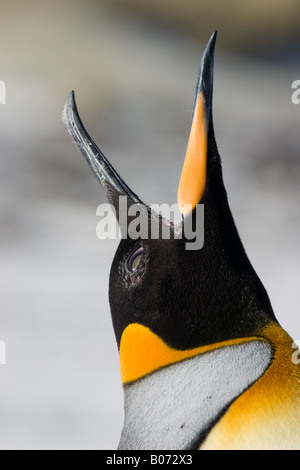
[0,0,299,450]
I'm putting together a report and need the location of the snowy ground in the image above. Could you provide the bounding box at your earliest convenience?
[0,1,299,450]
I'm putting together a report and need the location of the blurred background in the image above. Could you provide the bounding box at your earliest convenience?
[0,0,299,450]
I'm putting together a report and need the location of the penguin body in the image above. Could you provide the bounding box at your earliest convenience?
[119,341,272,450]
[64,32,300,450]
[201,324,300,450]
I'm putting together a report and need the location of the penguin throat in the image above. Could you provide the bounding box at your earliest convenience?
[118,339,272,450]
[119,323,270,384]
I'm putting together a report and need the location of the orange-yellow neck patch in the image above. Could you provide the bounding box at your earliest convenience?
[177,91,207,215]
[200,323,300,449]
[119,323,268,384]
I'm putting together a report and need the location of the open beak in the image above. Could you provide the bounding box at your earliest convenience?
[177,31,217,215]
[64,31,217,228]
[63,91,143,208]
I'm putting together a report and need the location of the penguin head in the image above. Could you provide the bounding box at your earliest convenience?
[64,32,276,385]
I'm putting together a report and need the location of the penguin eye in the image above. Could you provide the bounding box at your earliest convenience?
[127,246,144,272]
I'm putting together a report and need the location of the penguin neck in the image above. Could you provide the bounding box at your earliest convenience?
[118,340,272,450]
[176,129,279,348]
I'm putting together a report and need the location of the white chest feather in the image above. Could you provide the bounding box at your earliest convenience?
[119,341,272,450]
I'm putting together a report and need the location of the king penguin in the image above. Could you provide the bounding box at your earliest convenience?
[64,32,300,450]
